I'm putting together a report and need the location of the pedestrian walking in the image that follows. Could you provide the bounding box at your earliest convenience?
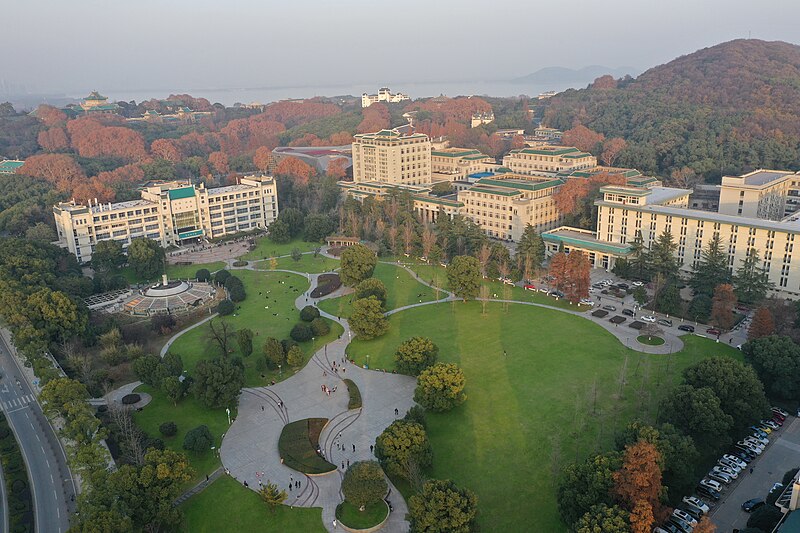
[750,467,754,474]
[352,444,356,452]
[261,405,265,411]
[243,480,249,487]
[206,474,209,482]
[394,408,399,415]
[341,461,345,469]
[333,519,337,529]
[370,444,374,453]
[347,459,350,467]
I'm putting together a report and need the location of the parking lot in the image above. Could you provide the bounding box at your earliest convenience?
[710,416,800,532]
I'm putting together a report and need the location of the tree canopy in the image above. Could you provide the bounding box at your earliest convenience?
[408,479,478,533]
[414,363,467,412]
[395,336,439,376]
[340,244,377,287]
[191,357,244,408]
[447,255,481,302]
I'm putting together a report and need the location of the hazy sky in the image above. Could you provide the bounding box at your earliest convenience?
[3,0,799,96]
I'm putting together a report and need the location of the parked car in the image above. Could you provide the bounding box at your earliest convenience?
[678,324,695,332]
[680,506,702,521]
[741,498,765,512]
[668,515,695,533]
[622,309,635,317]
[640,315,657,322]
[602,305,617,311]
[722,454,747,469]
[761,419,780,430]
[706,328,721,335]
[707,470,733,484]
[672,509,698,527]
[751,427,769,439]
[682,496,709,515]
[770,482,784,494]
[579,298,594,306]
[718,458,743,473]
[695,484,721,501]
[747,435,768,446]
[699,478,723,492]
[736,441,762,455]
[771,415,785,426]
[617,283,629,290]
[523,284,536,291]
[732,447,756,462]
[754,422,773,434]
[772,406,789,418]
[658,318,673,327]
[632,281,644,287]
[713,465,738,479]
[772,411,787,422]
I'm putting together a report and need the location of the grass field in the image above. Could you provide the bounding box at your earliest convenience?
[347,301,740,531]
[240,237,321,261]
[271,253,339,274]
[278,419,336,474]
[318,263,441,318]
[166,269,342,387]
[132,384,231,487]
[336,500,388,529]
[179,475,325,532]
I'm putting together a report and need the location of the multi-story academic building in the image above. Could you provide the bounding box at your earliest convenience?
[543,171,800,298]
[430,148,496,181]
[502,146,596,177]
[54,175,278,263]
[351,129,432,186]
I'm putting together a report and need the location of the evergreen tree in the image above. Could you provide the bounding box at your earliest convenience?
[649,230,679,280]
[629,231,650,280]
[690,234,731,297]
[734,248,774,304]
[516,224,546,271]
[657,283,682,316]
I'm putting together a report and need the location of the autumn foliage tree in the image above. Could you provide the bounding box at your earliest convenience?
[208,151,229,175]
[601,137,627,166]
[748,306,776,340]
[38,127,69,152]
[150,138,183,162]
[253,146,274,171]
[326,157,349,179]
[548,252,569,293]
[561,124,605,153]
[20,154,86,191]
[553,173,627,216]
[275,156,316,186]
[629,499,655,533]
[710,283,737,331]
[613,440,664,519]
[357,103,390,133]
[35,104,67,127]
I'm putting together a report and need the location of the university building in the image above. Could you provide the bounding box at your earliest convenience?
[351,129,432,186]
[502,146,596,176]
[542,169,800,299]
[430,148,496,181]
[54,175,278,264]
[361,87,410,108]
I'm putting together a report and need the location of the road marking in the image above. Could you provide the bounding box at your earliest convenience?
[775,439,800,453]
[35,433,40,442]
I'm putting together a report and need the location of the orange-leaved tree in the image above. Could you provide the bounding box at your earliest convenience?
[561,124,605,153]
[38,127,69,152]
[629,499,655,533]
[275,156,316,186]
[564,251,591,304]
[613,440,664,517]
[548,251,569,293]
[710,283,737,331]
[748,306,775,340]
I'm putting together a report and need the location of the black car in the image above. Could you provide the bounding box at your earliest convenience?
[729,449,753,463]
[617,283,629,290]
[742,498,765,512]
[733,447,756,461]
[696,485,721,501]
[622,309,635,317]
[677,324,695,332]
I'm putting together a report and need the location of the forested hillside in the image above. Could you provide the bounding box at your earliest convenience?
[544,39,800,182]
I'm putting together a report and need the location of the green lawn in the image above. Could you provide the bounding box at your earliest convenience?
[132,384,231,487]
[272,253,339,274]
[118,262,226,285]
[240,237,321,261]
[336,500,388,529]
[347,301,740,531]
[166,269,342,387]
[318,263,441,318]
[179,474,325,533]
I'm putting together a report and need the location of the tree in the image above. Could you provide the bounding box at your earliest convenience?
[601,137,627,166]
[182,425,213,453]
[683,357,769,430]
[354,278,387,308]
[575,504,630,533]
[632,286,648,307]
[275,156,316,185]
[613,440,663,513]
[300,305,321,322]
[749,306,776,340]
[132,354,167,388]
[225,275,246,302]
[40,377,88,418]
[564,251,591,304]
[408,479,478,533]
[658,384,734,453]
[657,283,682,316]
[395,337,439,376]
[742,335,800,401]
[690,234,731,297]
[286,345,304,367]
[262,337,285,368]
[649,230,679,280]
[447,255,481,302]
[341,461,388,511]
[303,213,335,242]
[561,125,605,153]
[207,319,236,357]
[91,240,125,273]
[340,244,377,286]
[557,451,622,527]
[151,313,176,334]
[253,146,274,171]
[688,293,712,322]
[268,219,291,244]
[236,328,254,357]
[629,500,654,533]
[277,208,305,238]
[25,222,57,242]
[208,151,229,174]
[710,283,736,330]
[349,297,388,339]
[217,299,235,316]
[214,269,231,286]
[375,420,432,480]
[310,317,330,336]
[734,248,774,304]
[159,422,178,437]
[258,481,287,513]
[195,268,211,282]
[747,505,783,532]
[290,322,314,342]
[161,376,186,406]
[127,238,165,279]
[192,358,244,408]
[414,363,466,412]
[516,224,546,273]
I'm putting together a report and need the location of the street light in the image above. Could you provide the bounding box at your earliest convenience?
[278,364,282,376]
[225,408,231,425]
[366,354,370,369]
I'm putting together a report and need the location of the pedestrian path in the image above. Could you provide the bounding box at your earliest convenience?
[173,466,225,506]
[0,394,35,412]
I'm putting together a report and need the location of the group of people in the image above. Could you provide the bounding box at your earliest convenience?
[321,384,337,396]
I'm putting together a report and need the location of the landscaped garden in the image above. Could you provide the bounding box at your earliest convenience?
[165,269,342,387]
[347,300,740,531]
[271,253,339,273]
[336,500,389,529]
[240,237,321,261]
[179,474,324,532]
[638,335,666,346]
[278,418,336,474]
[318,262,441,318]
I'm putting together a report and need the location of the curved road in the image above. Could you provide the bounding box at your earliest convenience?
[0,333,74,533]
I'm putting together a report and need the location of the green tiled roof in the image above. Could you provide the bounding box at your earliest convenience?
[431,149,480,158]
[0,160,24,173]
[476,177,564,192]
[86,104,120,111]
[85,91,107,101]
[512,147,580,156]
[542,232,633,255]
[167,187,196,200]
[467,186,521,197]
[462,154,490,161]
[563,152,593,159]
[413,195,464,207]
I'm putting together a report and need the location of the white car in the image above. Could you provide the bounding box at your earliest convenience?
[640,315,657,323]
[672,509,698,527]
[722,454,747,469]
[579,298,594,306]
[737,441,763,454]
[718,458,742,473]
[700,478,723,492]
[712,466,738,480]
[748,434,769,446]
[632,281,644,287]
[682,496,709,515]
[762,419,780,430]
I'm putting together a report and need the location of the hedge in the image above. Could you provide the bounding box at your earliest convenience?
[344,379,362,409]
[0,413,34,533]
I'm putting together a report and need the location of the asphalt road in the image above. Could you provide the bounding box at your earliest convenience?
[0,334,74,533]
[710,416,800,532]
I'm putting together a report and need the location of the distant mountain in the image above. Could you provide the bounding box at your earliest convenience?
[511,65,640,86]
[543,39,800,180]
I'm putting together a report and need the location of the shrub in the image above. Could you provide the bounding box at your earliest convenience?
[195,268,211,282]
[159,422,178,437]
[10,478,26,494]
[414,363,466,412]
[310,317,330,336]
[183,425,214,453]
[287,345,305,368]
[403,405,427,429]
[341,461,387,509]
[354,278,387,307]
[300,305,321,322]
[150,313,176,334]
[232,260,248,267]
[281,339,299,353]
[225,276,246,302]
[121,394,141,405]
[217,299,235,316]
[310,273,341,298]
[290,322,314,342]
[395,337,439,376]
[344,379,362,409]
[214,269,231,286]
[255,356,268,372]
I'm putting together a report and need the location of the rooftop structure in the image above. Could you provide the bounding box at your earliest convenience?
[0,160,24,174]
[431,147,496,181]
[78,91,120,114]
[503,145,597,177]
[361,87,410,108]
[272,146,352,175]
[718,169,799,220]
[471,112,494,128]
[351,129,431,186]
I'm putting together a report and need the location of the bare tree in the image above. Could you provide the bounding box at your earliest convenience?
[108,403,145,465]
[502,282,512,313]
[403,221,415,255]
[523,255,534,284]
[421,226,436,261]
[207,319,236,357]
[479,284,490,316]
[66,353,94,385]
[640,323,663,341]
[404,458,426,493]
[387,226,399,256]
[477,244,491,278]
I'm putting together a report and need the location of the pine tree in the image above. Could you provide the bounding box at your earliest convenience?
[748,307,775,340]
[629,231,650,280]
[690,234,731,297]
[734,248,774,304]
[516,224,546,271]
[649,230,679,280]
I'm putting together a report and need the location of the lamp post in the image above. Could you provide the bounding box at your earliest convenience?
[278,364,282,376]
[366,354,370,369]
[225,407,231,425]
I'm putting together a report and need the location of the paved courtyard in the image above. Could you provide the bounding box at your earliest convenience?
[167,240,251,265]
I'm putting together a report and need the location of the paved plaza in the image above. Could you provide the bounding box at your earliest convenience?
[167,240,251,265]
